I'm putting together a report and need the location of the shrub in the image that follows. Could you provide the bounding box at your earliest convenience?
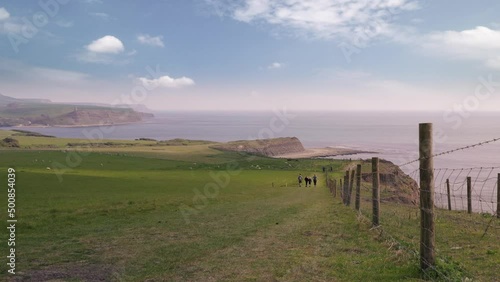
[0,137,20,148]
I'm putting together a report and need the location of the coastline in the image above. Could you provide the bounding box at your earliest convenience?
[273,147,378,159]
[9,121,146,129]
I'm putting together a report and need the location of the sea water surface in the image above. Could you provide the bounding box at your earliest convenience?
[5,111,499,212]
[8,111,499,166]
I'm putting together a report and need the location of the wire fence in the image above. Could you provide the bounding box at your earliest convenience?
[325,130,500,281]
[406,166,500,215]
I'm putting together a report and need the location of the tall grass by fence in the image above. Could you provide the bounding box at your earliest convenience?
[325,124,499,280]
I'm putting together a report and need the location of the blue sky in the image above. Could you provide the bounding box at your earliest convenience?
[0,0,500,111]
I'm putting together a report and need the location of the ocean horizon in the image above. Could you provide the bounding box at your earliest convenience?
[5,111,499,167]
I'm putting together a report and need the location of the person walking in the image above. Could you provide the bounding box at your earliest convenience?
[313,174,317,187]
[304,176,309,187]
[298,174,303,187]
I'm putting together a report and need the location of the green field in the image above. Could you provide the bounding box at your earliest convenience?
[0,131,498,281]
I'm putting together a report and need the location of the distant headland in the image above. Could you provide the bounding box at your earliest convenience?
[0,93,154,127]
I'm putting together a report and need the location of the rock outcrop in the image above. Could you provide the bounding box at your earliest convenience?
[211,137,305,157]
[359,159,419,205]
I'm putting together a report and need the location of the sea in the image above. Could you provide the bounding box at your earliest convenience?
[5,111,499,212]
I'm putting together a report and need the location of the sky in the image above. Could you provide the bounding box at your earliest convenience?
[0,0,500,112]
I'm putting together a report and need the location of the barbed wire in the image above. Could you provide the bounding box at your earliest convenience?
[398,136,500,167]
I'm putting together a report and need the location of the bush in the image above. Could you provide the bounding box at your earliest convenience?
[0,137,20,148]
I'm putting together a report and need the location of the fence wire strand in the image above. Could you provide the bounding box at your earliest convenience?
[398,137,500,167]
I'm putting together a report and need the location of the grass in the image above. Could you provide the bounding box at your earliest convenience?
[0,131,497,281]
[0,150,419,281]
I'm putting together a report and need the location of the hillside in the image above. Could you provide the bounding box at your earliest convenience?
[211,137,305,156]
[0,133,496,281]
[0,93,154,126]
[49,108,154,126]
[360,159,419,205]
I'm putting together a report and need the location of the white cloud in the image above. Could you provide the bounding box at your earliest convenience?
[56,20,74,28]
[233,0,268,22]
[31,67,89,82]
[76,36,127,64]
[0,7,10,21]
[331,69,371,80]
[427,26,500,51]
[75,51,132,65]
[206,0,420,42]
[421,26,500,69]
[0,21,22,34]
[83,0,103,4]
[485,56,500,69]
[90,12,110,20]
[0,58,89,83]
[137,34,164,47]
[86,35,124,54]
[267,62,283,69]
[0,7,22,34]
[410,18,423,24]
[139,75,195,89]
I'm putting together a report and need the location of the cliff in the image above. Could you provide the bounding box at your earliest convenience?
[359,159,419,205]
[0,104,154,126]
[211,137,305,157]
[0,93,154,127]
[49,108,154,126]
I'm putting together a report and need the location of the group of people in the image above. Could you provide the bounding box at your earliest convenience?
[297,174,317,187]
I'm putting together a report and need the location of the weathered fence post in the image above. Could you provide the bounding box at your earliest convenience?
[467,176,472,214]
[419,123,435,270]
[355,164,361,211]
[339,179,343,199]
[347,170,355,206]
[328,177,331,193]
[497,173,500,218]
[327,173,332,194]
[372,157,380,227]
[343,171,349,205]
[333,179,337,198]
[446,179,451,211]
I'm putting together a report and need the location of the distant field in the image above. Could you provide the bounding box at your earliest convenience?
[0,131,497,281]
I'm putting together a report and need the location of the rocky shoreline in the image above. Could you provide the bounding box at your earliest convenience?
[211,137,378,159]
[273,147,377,159]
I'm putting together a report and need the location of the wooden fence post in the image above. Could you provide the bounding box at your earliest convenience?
[467,176,472,214]
[372,157,380,227]
[333,179,337,198]
[355,164,361,211]
[344,170,349,205]
[327,174,332,194]
[339,179,343,199]
[347,170,355,206]
[446,179,451,211]
[419,123,435,270]
[497,173,499,218]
